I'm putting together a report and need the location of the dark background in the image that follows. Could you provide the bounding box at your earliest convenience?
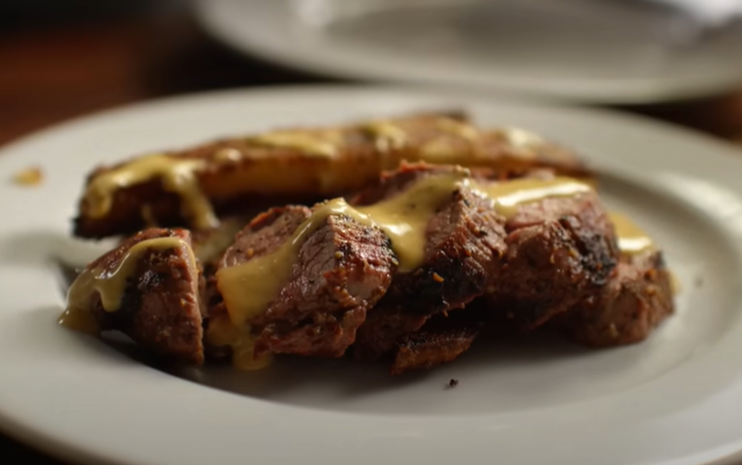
[0,0,338,148]
[1,0,742,148]
[0,1,741,464]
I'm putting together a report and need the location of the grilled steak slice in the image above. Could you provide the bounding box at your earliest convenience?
[352,163,508,315]
[390,309,485,375]
[351,164,507,361]
[61,228,205,365]
[352,306,429,362]
[486,188,619,330]
[558,250,674,347]
[216,205,396,358]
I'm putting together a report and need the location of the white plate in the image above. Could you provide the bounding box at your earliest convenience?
[193,0,742,104]
[2,85,742,465]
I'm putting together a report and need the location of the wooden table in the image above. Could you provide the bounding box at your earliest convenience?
[1,6,741,465]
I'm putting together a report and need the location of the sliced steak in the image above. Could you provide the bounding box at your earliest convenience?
[216,205,397,358]
[352,305,429,362]
[351,163,507,361]
[486,187,619,330]
[64,228,205,365]
[558,250,674,347]
[352,163,508,314]
[390,308,485,375]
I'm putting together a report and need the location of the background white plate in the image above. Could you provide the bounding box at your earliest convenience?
[2,86,742,465]
[194,0,742,104]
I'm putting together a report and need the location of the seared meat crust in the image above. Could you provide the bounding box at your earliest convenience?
[391,309,485,375]
[487,192,620,329]
[558,250,673,347]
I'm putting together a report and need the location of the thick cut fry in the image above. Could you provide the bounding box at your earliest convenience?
[73,111,590,238]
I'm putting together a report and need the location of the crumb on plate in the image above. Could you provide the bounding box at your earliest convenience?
[12,166,44,186]
[447,378,459,388]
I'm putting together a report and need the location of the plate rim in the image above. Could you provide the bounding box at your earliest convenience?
[192,0,742,105]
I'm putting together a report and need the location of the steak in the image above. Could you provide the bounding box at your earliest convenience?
[216,205,397,358]
[353,165,618,369]
[486,185,619,330]
[62,161,672,375]
[390,308,486,375]
[352,305,429,362]
[68,228,205,365]
[558,249,674,347]
[353,164,507,314]
[352,164,508,362]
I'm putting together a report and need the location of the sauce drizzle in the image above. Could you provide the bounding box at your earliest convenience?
[83,154,217,230]
[59,236,196,333]
[482,177,592,219]
[246,129,344,158]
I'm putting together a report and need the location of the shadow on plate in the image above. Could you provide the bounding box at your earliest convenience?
[98,326,604,402]
[28,303,672,415]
